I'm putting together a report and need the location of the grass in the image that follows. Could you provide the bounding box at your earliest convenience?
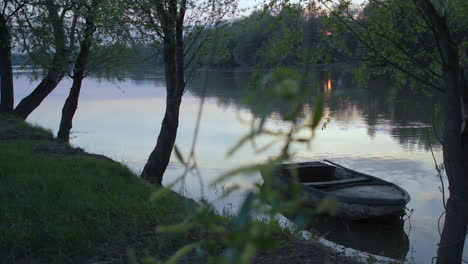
[0,116,53,141]
[0,116,202,263]
[0,115,362,264]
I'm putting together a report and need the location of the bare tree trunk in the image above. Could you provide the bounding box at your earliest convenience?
[57,11,95,143]
[14,67,65,119]
[141,21,178,185]
[141,36,182,186]
[141,95,182,186]
[438,48,468,264]
[438,71,468,263]
[57,76,83,142]
[13,0,67,119]
[0,13,14,113]
[141,0,186,186]
[413,1,468,263]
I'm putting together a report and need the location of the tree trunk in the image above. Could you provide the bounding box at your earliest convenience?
[141,0,186,186]
[13,0,67,119]
[141,36,181,186]
[57,76,83,142]
[141,95,182,186]
[437,44,468,263]
[0,13,14,113]
[57,11,95,143]
[141,26,182,186]
[412,1,468,263]
[14,68,65,119]
[437,58,468,264]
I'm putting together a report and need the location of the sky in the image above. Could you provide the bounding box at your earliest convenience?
[236,0,367,16]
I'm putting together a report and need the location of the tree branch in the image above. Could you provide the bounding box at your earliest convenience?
[322,2,444,92]
[344,7,443,80]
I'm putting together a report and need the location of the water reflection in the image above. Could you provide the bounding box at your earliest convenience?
[288,214,410,260]
[324,77,333,98]
[187,68,442,152]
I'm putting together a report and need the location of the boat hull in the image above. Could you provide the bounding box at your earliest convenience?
[263,161,410,221]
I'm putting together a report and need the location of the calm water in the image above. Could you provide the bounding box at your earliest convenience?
[15,67,467,263]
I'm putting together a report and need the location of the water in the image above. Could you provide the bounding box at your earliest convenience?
[15,67,466,263]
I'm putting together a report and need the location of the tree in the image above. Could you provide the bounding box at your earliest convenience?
[3,0,128,138]
[57,0,97,142]
[0,11,14,114]
[320,0,467,262]
[411,2,467,263]
[0,0,24,114]
[12,0,70,119]
[131,0,236,186]
[129,0,188,186]
[1,0,70,118]
[57,0,130,142]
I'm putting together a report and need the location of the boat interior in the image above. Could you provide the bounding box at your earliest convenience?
[272,161,409,208]
[280,162,373,190]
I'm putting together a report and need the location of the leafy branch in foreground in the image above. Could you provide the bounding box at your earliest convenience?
[146,22,335,264]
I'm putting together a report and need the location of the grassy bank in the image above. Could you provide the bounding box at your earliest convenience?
[0,116,205,263]
[0,115,362,264]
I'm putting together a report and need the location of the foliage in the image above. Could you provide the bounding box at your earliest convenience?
[145,5,337,260]
[9,0,133,78]
[318,0,463,93]
[202,5,351,67]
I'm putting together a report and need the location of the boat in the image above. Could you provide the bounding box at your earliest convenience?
[261,160,411,220]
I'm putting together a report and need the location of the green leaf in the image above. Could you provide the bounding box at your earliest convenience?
[255,139,278,154]
[210,163,265,186]
[234,192,256,229]
[220,248,238,264]
[220,184,241,198]
[316,197,337,215]
[149,188,171,202]
[311,95,324,129]
[226,131,257,157]
[163,243,198,264]
[157,222,195,233]
[239,243,257,264]
[173,144,185,164]
[149,176,184,201]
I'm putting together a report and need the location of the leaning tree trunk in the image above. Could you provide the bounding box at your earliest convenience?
[57,76,84,142]
[0,13,14,114]
[141,95,182,186]
[141,0,186,186]
[57,12,95,143]
[141,37,182,186]
[413,1,468,263]
[13,63,65,119]
[13,0,67,119]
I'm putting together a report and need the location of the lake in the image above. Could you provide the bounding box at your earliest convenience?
[15,66,467,263]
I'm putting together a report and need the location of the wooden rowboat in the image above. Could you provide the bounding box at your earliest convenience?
[261,160,411,220]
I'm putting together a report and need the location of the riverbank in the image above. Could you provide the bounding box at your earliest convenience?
[0,115,360,264]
